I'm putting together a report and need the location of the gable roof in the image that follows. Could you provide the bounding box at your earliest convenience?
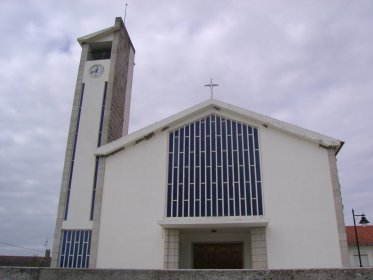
[95,99,343,157]
[346,226,373,246]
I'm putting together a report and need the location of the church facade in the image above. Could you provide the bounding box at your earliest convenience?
[52,18,349,269]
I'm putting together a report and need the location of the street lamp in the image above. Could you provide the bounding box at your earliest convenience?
[352,209,370,267]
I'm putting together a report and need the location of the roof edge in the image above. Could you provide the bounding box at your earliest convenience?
[77,17,135,51]
[95,99,343,157]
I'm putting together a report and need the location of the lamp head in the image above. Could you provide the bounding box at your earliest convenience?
[359,214,370,227]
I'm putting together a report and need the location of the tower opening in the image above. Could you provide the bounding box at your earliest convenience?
[88,42,112,60]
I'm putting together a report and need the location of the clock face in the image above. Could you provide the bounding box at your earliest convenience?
[89,64,104,78]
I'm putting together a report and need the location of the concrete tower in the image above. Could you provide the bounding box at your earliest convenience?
[52,17,135,268]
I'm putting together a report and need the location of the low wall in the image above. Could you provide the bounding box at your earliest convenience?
[1,267,373,280]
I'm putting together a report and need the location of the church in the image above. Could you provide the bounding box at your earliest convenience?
[52,17,349,269]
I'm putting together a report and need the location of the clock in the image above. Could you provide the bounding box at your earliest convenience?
[89,64,104,78]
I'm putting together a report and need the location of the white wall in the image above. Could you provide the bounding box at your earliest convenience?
[96,131,168,268]
[96,110,342,269]
[261,127,342,268]
[63,59,110,229]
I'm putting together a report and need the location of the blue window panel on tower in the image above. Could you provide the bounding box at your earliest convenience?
[166,114,263,217]
[59,230,91,268]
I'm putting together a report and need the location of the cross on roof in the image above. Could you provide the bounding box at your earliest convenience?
[204,78,218,100]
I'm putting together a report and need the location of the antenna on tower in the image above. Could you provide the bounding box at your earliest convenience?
[124,3,128,25]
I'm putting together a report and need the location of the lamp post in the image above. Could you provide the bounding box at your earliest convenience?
[352,209,370,267]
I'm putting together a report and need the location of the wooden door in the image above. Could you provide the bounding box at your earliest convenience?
[193,243,243,269]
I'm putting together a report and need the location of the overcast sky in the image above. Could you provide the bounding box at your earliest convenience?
[0,0,372,256]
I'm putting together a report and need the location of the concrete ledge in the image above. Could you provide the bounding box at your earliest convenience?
[1,267,373,280]
[158,217,269,228]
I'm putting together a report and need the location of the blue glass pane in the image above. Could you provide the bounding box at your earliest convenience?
[232,122,237,150]
[249,135,254,165]
[233,156,238,179]
[169,133,174,151]
[223,183,228,215]
[195,200,200,216]
[207,200,211,216]
[189,185,194,216]
[218,200,223,216]
[228,166,233,188]
[212,184,217,216]
[222,133,227,149]
[79,233,83,254]
[70,231,75,254]
[229,182,234,199]
[172,172,177,200]
[178,184,183,217]
[173,137,178,165]
[172,201,177,217]
[211,136,216,151]
[217,169,222,199]
[201,184,206,216]
[246,182,252,215]
[179,154,184,183]
[253,199,258,215]
[206,169,211,199]
[254,128,259,149]
[257,182,263,215]
[184,138,189,165]
[212,163,216,182]
[255,150,261,181]
[190,124,195,151]
[241,199,246,216]
[206,117,210,136]
[180,128,184,150]
[234,183,240,215]
[229,199,234,216]
[195,182,200,201]
[227,120,231,135]
[190,158,194,182]
[167,185,172,217]
[168,154,173,183]
[228,138,232,165]
[206,139,210,165]
[250,166,256,198]
[185,125,189,136]
[184,176,188,199]
[196,139,200,164]
[238,137,243,164]
[243,126,248,150]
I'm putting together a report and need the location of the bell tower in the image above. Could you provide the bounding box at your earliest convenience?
[52,17,135,268]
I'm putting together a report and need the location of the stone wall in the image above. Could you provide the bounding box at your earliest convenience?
[1,267,373,280]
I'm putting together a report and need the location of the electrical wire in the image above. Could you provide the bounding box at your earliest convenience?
[0,241,44,253]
